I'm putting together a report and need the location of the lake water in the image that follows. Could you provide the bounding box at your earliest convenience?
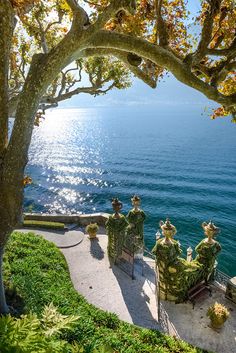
[24,106,236,276]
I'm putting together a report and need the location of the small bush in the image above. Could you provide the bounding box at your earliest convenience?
[23,220,65,230]
[207,302,229,321]
[85,223,99,233]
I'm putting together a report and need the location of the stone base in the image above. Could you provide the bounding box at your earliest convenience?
[225,276,236,304]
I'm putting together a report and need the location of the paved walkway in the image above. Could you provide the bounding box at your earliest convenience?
[160,287,236,353]
[20,227,236,353]
[21,227,84,248]
[61,233,159,329]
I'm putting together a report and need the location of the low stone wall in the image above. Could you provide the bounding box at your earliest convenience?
[23,212,110,227]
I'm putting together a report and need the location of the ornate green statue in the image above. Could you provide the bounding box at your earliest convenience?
[105,198,128,264]
[152,219,182,300]
[126,195,146,255]
[152,219,202,302]
[195,221,221,282]
[152,219,181,263]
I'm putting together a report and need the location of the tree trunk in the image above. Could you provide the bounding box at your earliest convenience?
[0,175,23,314]
[0,244,9,314]
[0,0,14,152]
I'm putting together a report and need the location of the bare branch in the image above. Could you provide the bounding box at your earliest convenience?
[66,0,90,28]
[192,0,222,64]
[206,36,236,58]
[86,0,136,34]
[155,0,169,47]
[41,83,116,106]
[35,16,48,54]
[210,61,236,87]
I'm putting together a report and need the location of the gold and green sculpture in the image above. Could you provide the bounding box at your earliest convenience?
[195,221,221,281]
[152,219,221,302]
[105,198,128,264]
[126,195,146,256]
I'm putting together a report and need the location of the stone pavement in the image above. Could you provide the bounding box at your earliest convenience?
[61,233,159,330]
[160,286,236,353]
[20,227,84,248]
[19,227,236,353]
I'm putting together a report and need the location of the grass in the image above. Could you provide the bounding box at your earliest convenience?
[23,220,65,230]
[3,232,209,353]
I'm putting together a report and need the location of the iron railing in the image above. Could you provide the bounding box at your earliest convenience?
[144,247,155,260]
[213,268,231,290]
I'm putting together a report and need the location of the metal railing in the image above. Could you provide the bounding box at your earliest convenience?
[213,268,231,290]
[158,302,180,338]
[144,247,155,260]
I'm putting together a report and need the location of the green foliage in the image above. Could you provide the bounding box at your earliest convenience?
[85,223,99,234]
[23,220,65,230]
[84,57,131,91]
[0,303,81,353]
[4,232,208,353]
[207,302,229,321]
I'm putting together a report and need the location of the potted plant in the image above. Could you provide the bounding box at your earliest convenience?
[207,302,229,329]
[86,223,99,239]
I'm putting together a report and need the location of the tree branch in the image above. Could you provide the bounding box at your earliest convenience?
[210,61,236,87]
[80,48,157,88]
[66,0,90,28]
[41,82,116,107]
[86,30,236,109]
[86,0,136,34]
[206,36,236,58]
[155,0,169,47]
[35,16,48,54]
[192,0,222,65]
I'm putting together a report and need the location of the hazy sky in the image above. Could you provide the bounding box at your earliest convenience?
[61,73,216,110]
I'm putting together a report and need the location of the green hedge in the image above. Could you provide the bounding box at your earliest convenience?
[23,220,65,230]
[3,232,209,353]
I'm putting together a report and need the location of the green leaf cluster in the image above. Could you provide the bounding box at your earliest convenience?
[0,304,82,353]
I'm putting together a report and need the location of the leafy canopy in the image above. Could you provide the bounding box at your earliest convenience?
[8,0,236,120]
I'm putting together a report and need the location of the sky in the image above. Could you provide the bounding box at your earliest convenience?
[61,73,216,110]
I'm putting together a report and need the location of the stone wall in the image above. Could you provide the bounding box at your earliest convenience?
[23,212,110,226]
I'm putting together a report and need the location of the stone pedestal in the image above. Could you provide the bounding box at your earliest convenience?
[225,276,236,304]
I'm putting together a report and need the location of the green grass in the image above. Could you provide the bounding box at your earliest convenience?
[3,232,209,353]
[23,220,65,230]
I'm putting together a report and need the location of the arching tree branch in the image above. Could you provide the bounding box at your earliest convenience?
[80,48,157,88]
[85,30,236,109]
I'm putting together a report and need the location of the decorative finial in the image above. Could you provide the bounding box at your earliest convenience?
[159,218,177,239]
[111,198,123,212]
[202,221,220,238]
[131,195,140,202]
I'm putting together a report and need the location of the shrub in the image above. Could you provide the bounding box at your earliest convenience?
[0,303,81,353]
[85,223,99,234]
[207,302,229,321]
[23,220,65,230]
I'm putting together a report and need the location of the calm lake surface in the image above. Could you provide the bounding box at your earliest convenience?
[24,106,236,276]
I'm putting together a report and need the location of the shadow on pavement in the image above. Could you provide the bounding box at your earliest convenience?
[112,261,159,329]
[89,238,105,260]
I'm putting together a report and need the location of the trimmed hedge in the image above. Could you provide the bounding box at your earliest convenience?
[3,232,209,353]
[23,220,65,230]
